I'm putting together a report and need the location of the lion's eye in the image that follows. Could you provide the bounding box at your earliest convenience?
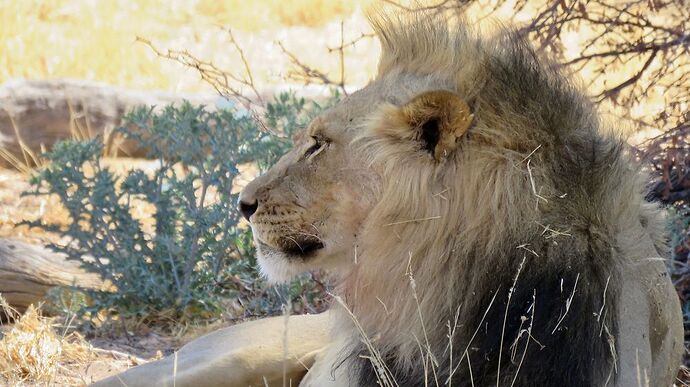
[304,137,326,160]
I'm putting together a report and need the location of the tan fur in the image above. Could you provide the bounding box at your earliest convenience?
[371,90,474,160]
[93,312,332,387]
[241,10,684,386]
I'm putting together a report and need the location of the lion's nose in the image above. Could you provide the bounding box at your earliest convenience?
[238,199,258,221]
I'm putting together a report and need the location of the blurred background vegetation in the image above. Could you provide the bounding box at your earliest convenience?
[0,0,376,90]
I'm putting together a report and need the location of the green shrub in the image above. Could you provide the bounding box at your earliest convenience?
[25,92,338,327]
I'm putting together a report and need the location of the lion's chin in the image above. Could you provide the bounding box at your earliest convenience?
[255,242,319,283]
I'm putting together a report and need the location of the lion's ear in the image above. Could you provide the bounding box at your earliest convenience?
[400,90,473,161]
[367,90,474,161]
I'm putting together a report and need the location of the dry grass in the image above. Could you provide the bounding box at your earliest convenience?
[0,297,92,385]
[0,295,162,386]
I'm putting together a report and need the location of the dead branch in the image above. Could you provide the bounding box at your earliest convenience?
[137,36,262,110]
[277,40,341,88]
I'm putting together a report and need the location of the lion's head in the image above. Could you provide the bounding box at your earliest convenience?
[241,11,683,386]
[239,82,477,282]
[238,84,379,281]
[239,15,484,283]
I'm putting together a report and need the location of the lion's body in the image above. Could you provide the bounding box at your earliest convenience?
[241,11,684,387]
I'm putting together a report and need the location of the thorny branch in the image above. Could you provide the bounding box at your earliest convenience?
[277,19,372,95]
[137,36,262,109]
[137,34,275,135]
[277,41,341,89]
[514,0,689,127]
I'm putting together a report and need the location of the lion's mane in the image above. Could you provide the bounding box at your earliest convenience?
[332,11,667,386]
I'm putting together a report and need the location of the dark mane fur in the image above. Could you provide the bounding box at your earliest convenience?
[351,18,624,387]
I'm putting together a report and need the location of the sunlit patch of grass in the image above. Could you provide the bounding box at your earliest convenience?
[196,0,368,30]
[0,297,93,385]
[0,0,372,92]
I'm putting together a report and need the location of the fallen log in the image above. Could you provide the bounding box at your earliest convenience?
[0,238,102,313]
[0,79,217,166]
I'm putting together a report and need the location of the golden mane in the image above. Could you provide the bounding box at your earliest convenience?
[337,9,662,385]
[369,10,486,96]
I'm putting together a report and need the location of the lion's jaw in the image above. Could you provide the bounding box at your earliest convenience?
[246,161,372,283]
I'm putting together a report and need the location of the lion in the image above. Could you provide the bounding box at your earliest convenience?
[238,10,684,387]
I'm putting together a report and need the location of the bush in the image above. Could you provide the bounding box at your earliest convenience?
[25,92,338,327]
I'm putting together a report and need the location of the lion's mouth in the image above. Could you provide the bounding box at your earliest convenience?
[281,239,325,256]
[257,237,325,259]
